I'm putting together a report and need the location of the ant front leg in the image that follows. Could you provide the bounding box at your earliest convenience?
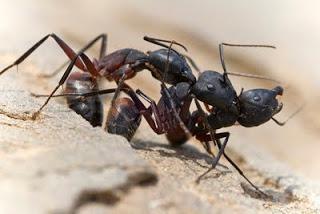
[196,132,269,197]
[196,132,230,183]
[135,89,164,132]
[217,138,269,197]
[40,34,108,78]
[0,33,87,75]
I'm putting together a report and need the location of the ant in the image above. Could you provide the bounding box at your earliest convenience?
[0,34,197,136]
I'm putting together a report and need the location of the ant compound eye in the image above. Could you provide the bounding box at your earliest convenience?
[253,96,261,102]
[207,84,215,91]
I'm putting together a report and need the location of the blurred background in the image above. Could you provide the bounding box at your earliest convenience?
[0,0,319,183]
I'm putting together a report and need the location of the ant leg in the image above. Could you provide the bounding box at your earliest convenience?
[202,141,214,157]
[40,34,108,78]
[196,133,268,196]
[216,138,268,197]
[196,132,229,183]
[78,33,107,60]
[219,42,278,83]
[32,52,99,119]
[0,33,87,75]
[111,73,126,106]
[135,89,164,133]
[210,132,229,168]
[193,99,216,146]
[31,88,118,98]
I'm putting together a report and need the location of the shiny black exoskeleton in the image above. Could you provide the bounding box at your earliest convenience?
[64,72,103,127]
[106,97,141,141]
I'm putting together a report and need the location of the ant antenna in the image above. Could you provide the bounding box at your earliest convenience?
[144,36,188,52]
[272,104,304,126]
[219,42,276,82]
[226,71,281,84]
[183,54,201,75]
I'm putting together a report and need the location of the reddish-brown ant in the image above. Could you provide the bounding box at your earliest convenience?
[0,34,196,136]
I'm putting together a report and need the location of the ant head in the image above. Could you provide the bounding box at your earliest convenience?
[237,86,283,127]
[191,70,239,115]
[148,49,196,85]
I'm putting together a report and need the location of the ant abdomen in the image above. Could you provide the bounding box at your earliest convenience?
[106,97,142,141]
[65,72,103,127]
